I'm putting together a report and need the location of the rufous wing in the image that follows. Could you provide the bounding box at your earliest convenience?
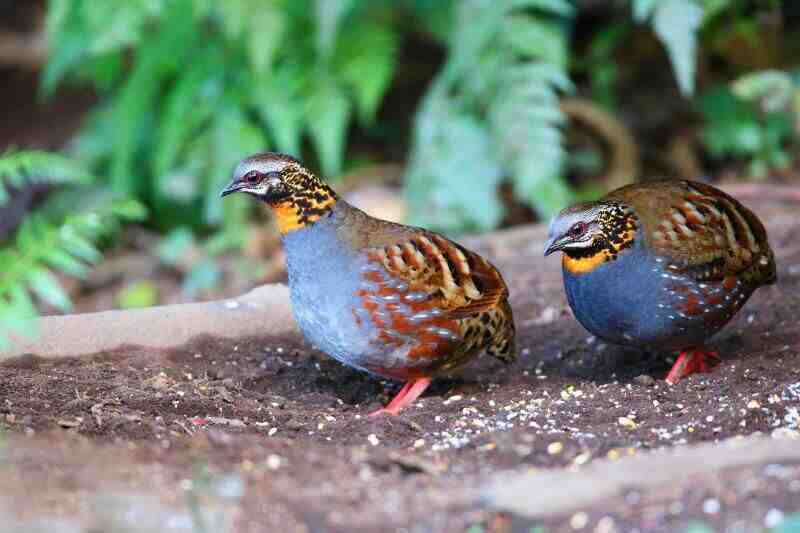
[355,232,516,368]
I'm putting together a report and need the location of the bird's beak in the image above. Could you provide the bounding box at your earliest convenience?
[219,179,244,198]
[543,236,563,256]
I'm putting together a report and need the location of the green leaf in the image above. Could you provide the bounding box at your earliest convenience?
[507,0,574,16]
[315,0,356,60]
[699,86,762,158]
[444,2,504,83]
[27,268,71,312]
[306,80,352,177]
[699,0,730,21]
[0,150,96,205]
[336,22,399,124]
[247,4,287,72]
[110,198,148,221]
[4,286,39,335]
[204,106,266,226]
[152,45,223,180]
[44,248,89,278]
[41,0,89,96]
[252,66,305,154]
[116,281,159,309]
[406,95,504,233]
[108,0,197,195]
[632,0,659,22]
[59,231,102,263]
[504,15,568,65]
[650,0,704,96]
[732,70,794,112]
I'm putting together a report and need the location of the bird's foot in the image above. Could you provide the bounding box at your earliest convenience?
[665,350,720,385]
[368,377,431,417]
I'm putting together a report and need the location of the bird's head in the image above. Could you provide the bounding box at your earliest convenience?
[220,153,338,234]
[544,201,637,274]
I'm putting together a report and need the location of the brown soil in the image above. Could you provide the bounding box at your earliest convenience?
[1,197,800,532]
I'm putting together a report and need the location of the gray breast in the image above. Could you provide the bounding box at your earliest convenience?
[564,242,740,350]
[281,216,376,372]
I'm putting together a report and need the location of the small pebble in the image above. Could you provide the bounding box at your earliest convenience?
[413,439,425,448]
[367,434,380,446]
[268,427,278,437]
[266,454,282,470]
[594,516,618,533]
[570,511,589,529]
[765,509,784,528]
[618,416,637,429]
[702,498,720,514]
[574,452,591,465]
[443,395,463,405]
[547,442,564,455]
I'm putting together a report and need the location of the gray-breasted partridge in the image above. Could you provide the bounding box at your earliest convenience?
[221,153,516,415]
[544,180,776,383]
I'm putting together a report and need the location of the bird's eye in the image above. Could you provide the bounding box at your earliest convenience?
[570,222,588,237]
[244,170,261,183]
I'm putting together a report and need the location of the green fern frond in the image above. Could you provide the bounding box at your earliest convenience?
[0,195,145,351]
[405,0,574,232]
[0,150,96,205]
[632,0,705,96]
[336,20,399,124]
[44,0,401,232]
[0,149,145,352]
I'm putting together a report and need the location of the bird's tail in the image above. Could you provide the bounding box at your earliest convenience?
[486,300,517,364]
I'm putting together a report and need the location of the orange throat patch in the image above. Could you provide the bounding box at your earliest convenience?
[562,227,636,275]
[271,196,337,235]
[563,250,612,275]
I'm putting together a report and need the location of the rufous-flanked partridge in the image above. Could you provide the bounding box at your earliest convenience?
[221,153,516,415]
[544,180,776,384]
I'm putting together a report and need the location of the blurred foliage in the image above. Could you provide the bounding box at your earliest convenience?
[36,1,800,237]
[45,0,400,241]
[0,150,145,350]
[42,0,768,237]
[115,280,159,309]
[701,68,799,178]
[405,0,574,232]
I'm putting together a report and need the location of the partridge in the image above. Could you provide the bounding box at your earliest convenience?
[221,153,516,415]
[544,180,776,384]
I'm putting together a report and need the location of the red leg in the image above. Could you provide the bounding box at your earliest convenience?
[369,378,432,417]
[665,350,720,385]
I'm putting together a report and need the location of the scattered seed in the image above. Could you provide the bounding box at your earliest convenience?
[547,442,564,455]
[764,509,784,528]
[570,511,589,529]
[266,454,282,470]
[702,498,720,514]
